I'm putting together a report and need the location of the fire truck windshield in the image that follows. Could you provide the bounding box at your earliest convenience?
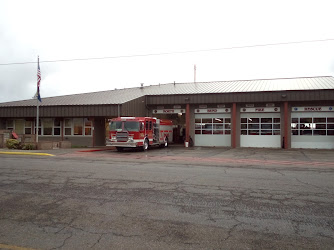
[110,121,140,132]
[109,121,122,131]
[124,121,140,131]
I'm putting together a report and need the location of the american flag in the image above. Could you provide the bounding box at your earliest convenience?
[37,58,41,102]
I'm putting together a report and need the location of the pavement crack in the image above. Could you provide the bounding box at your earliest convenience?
[208,213,217,223]
[224,222,242,241]
[272,169,285,176]
[294,177,329,193]
[300,151,312,162]
[50,231,73,250]
[55,226,66,234]
[112,232,141,238]
[90,233,105,248]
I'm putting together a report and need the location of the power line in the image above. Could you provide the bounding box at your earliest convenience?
[1,38,334,66]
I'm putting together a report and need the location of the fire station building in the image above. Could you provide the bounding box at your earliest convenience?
[1,76,334,149]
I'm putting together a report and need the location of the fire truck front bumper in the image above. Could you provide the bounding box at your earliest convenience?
[106,140,139,148]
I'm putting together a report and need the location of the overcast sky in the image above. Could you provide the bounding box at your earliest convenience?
[1,0,334,103]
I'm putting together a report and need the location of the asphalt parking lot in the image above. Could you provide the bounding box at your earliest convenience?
[2,144,333,169]
[2,144,334,166]
[0,146,334,249]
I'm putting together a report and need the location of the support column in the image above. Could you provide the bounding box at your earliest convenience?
[61,119,64,142]
[185,103,190,146]
[284,101,289,149]
[92,118,95,147]
[232,103,237,148]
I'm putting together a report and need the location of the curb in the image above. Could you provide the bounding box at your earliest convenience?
[0,151,55,156]
[78,148,115,152]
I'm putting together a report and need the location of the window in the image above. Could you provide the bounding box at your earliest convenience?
[32,119,62,136]
[35,119,41,135]
[213,118,223,134]
[202,118,213,134]
[43,119,53,135]
[110,121,122,131]
[6,119,14,130]
[84,118,92,135]
[145,121,153,130]
[73,118,83,135]
[291,117,334,136]
[63,118,93,136]
[195,118,201,134]
[124,121,139,132]
[241,117,280,135]
[54,119,61,136]
[328,118,334,136]
[64,119,72,135]
[25,120,32,134]
[195,117,231,135]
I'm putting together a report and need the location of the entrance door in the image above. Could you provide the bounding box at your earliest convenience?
[195,113,231,146]
[14,120,25,135]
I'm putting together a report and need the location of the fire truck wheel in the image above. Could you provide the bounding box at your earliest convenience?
[142,139,149,151]
[116,147,124,152]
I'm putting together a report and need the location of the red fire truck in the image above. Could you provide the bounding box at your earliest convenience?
[106,117,173,151]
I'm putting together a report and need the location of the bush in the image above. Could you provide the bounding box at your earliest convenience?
[22,143,36,150]
[6,139,21,149]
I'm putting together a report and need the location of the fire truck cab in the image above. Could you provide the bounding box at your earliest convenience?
[106,117,173,151]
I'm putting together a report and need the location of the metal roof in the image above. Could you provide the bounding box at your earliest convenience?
[1,76,333,107]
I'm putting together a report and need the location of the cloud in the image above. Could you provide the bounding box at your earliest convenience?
[0,27,35,102]
[1,0,334,103]
[0,31,60,102]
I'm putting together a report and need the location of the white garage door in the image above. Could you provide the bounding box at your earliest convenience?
[195,113,231,147]
[291,110,334,149]
[240,113,281,148]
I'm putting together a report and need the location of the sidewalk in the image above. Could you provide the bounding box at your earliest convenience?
[0,147,82,156]
[0,146,116,157]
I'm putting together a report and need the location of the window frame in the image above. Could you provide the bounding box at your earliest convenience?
[6,119,14,130]
[63,118,93,136]
[73,118,83,136]
[64,118,72,136]
[24,120,33,134]
[84,118,93,136]
[53,118,62,136]
[34,118,62,136]
[42,118,54,136]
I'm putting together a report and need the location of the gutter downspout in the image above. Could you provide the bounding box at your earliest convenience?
[232,103,237,148]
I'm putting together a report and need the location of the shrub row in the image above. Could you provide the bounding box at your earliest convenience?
[5,139,36,150]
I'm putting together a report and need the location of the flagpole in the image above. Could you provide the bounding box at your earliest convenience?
[194,64,196,83]
[36,56,40,143]
[36,95,39,143]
